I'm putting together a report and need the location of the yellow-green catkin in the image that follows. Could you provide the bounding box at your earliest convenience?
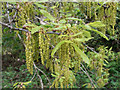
[46,34,50,69]
[39,30,44,65]
[15,21,19,37]
[112,3,117,35]
[93,2,97,20]
[34,34,39,62]
[25,33,33,75]
[87,2,91,19]
[42,32,46,62]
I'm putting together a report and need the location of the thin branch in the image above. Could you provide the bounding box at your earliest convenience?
[46,31,61,35]
[30,70,37,81]
[36,69,44,89]
[33,62,51,85]
[80,63,98,88]
[80,67,96,88]
[0,21,29,32]
[6,2,11,24]
[17,33,26,47]
[83,43,98,54]
[0,21,61,35]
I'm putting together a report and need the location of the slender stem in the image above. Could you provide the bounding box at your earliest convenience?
[0,21,29,32]
[80,67,96,88]
[36,69,44,89]
[83,43,98,54]
[30,70,37,81]
[80,63,97,88]
[33,62,51,85]
[0,21,61,35]
[17,33,26,47]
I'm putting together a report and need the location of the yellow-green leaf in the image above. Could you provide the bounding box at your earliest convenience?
[22,81,32,85]
[40,10,55,21]
[25,23,36,27]
[71,32,83,37]
[34,3,46,9]
[58,35,69,38]
[30,26,41,34]
[65,17,84,23]
[13,82,19,87]
[85,24,109,41]
[51,40,73,57]
[72,43,90,65]
[73,37,93,42]
[54,25,67,30]
[88,21,106,28]
[59,19,66,24]
[83,30,91,38]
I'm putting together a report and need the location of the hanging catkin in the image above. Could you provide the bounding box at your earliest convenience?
[39,30,44,65]
[46,34,50,69]
[25,32,33,75]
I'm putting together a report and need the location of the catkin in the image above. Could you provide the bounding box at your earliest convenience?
[39,30,44,65]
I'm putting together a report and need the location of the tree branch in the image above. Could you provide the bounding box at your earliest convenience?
[36,69,44,89]
[83,43,98,54]
[80,63,98,88]
[0,21,61,35]
[33,62,51,85]
[0,21,29,32]
[30,69,37,81]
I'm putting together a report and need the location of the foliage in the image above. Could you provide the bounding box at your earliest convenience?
[1,2,120,89]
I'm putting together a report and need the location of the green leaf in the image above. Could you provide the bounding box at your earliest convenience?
[65,17,84,24]
[41,24,53,28]
[13,82,19,87]
[8,2,16,4]
[0,15,4,19]
[34,3,46,9]
[51,40,73,57]
[22,81,32,85]
[88,21,106,28]
[24,23,36,27]
[72,43,90,65]
[3,27,9,32]
[51,74,57,77]
[58,35,69,38]
[73,37,93,42]
[40,10,55,21]
[59,78,63,82]
[51,6,57,9]
[59,19,66,24]
[13,85,18,90]
[66,24,71,28]
[71,32,83,37]
[83,30,91,38]
[30,26,41,34]
[50,22,61,26]
[85,24,109,41]
[96,2,108,11]
[54,25,67,30]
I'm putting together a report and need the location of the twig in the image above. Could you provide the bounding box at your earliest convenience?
[33,62,51,85]
[30,70,37,81]
[6,2,12,32]
[46,31,61,35]
[0,21,61,35]
[6,2,11,24]
[80,63,97,88]
[17,33,26,47]
[80,67,96,88]
[83,43,98,54]
[0,21,29,32]
[35,16,49,25]
[36,69,44,89]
